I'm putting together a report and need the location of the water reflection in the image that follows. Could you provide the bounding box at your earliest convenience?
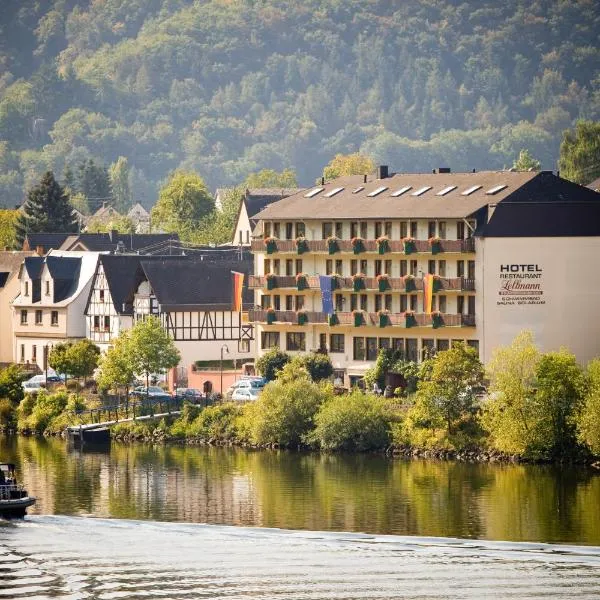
[2,435,600,544]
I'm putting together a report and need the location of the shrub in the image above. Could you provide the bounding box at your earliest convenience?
[17,389,68,434]
[256,348,290,381]
[310,390,392,451]
[186,403,242,440]
[294,353,333,381]
[579,358,600,455]
[0,365,25,404]
[0,398,15,430]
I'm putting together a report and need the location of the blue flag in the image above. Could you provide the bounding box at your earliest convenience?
[320,275,334,315]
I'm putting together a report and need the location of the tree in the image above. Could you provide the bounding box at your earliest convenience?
[0,209,18,249]
[482,331,541,454]
[97,330,136,400]
[244,168,297,189]
[109,156,132,213]
[190,187,243,245]
[15,172,77,246]
[256,348,290,381]
[75,159,113,210]
[295,353,333,382]
[48,342,71,383]
[66,339,101,382]
[322,153,375,181]
[151,170,214,237]
[579,358,600,455]
[0,365,25,405]
[559,121,600,185]
[85,214,134,233]
[128,316,180,393]
[512,149,541,171]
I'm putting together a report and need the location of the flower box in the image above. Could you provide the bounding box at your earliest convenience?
[328,313,339,326]
[432,312,444,329]
[295,273,308,291]
[352,310,364,327]
[429,237,441,255]
[266,273,277,290]
[403,237,416,255]
[376,236,390,255]
[404,275,416,292]
[351,237,365,254]
[327,236,339,255]
[376,273,390,292]
[264,236,277,254]
[266,308,276,324]
[295,236,309,255]
[405,312,417,328]
[378,310,390,328]
[297,310,308,325]
[352,273,366,291]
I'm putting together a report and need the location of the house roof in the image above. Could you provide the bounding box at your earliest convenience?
[0,251,35,289]
[63,232,181,253]
[45,256,81,302]
[92,203,120,219]
[244,188,304,222]
[23,233,71,253]
[127,203,150,219]
[23,256,44,280]
[253,171,540,220]
[140,256,254,311]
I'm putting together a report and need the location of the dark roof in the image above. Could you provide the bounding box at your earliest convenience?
[0,251,35,287]
[0,273,8,288]
[140,257,254,311]
[66,232,181,253]
[46,256,81,302]
[254,172,539,220]
[23,233,70,252]
[245,188,304,221]
[23,256,44,279]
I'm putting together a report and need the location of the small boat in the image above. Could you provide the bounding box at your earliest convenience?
[0,463,36,518]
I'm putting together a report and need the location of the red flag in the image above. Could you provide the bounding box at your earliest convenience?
[232,271,244,312]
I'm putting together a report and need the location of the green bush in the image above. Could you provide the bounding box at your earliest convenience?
[256,348,290,381]
[0,398,15,430]
[186,403,242,441]
[0,365,25,404]
[17,389,68,434]
[295,353,333,381]
[579,358,600,455]
[310,390,392,451]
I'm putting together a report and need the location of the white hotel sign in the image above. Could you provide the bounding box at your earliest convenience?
[497,264,545,307]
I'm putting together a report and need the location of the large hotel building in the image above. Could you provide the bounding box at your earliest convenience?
[248,167,600,385]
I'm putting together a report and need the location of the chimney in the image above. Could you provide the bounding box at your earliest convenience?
[376,165,389,179]
[321,177,325,185]
[36,245,44,256]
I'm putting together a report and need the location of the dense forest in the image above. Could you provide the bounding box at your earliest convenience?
[0,0,599,209]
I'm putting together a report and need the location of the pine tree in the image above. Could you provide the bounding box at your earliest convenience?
[15,171,78,246]
[75,159,113,212]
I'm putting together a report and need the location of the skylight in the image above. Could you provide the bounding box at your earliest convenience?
[304,187,324,198]
[324,187,344,198]
[367,186,388,197]
[391,186,412,197]
[486,184,508,195]
[352,186,364,194]
[461,185,482,196]
[436,185,457,196]
[412,186,432,196]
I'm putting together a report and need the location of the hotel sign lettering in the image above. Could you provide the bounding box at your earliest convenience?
[497,264,545,306]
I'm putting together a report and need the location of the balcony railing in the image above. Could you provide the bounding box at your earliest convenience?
[249,309,475,328]
[249,275,475,292]
[252,237,476,254]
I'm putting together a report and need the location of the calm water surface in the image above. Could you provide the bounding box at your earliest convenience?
[2,435,600,599]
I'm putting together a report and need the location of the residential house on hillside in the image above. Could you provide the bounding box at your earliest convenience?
[249,167,600,385]
[11,250,100,371]
[0,251,36,364]
[231,188,304,246]
[127,203,151,233]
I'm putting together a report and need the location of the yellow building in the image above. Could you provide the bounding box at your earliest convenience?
[249,167,600,384]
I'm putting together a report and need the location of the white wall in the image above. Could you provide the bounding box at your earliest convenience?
[480,236,600,365]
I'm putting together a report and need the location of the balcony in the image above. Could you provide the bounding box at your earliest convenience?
[248,309,475,328]
[249,275,475,292]
[252,237,476,254]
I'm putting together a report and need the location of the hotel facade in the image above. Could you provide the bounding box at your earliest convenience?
[248,168,600,384]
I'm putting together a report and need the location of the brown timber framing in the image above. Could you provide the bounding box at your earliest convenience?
[160,308,254,342]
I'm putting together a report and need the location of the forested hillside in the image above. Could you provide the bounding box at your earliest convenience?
[0,0,599,209]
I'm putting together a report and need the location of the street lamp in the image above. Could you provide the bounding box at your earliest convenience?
[220,344,229,397]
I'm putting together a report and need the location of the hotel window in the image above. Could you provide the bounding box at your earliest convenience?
[437,339,450,352]
[468,260,475,280]
[457,295,465,314]
[438,260,446,277]
[51,310,58,325]
[264,259,271,274]
[353,337,366,360]
[385,295,392,311]
[428,260,436,275]
[439,222,447,239]
[375,222,383,239]
[286,332,306,352]
[330,334,345,353]
[295,296,305,311]
[322,222,333,239]
[360,294,368,311]
[20,310,27,325]
[261,332,280,349]
[400,260,407,277]
[457,260,465,277]
[285,295,293,310]
[273,295,281,310]
[422,339,435,360]
[285,222,293,240]
[286,259,294,276]
[32,345,37,362]
[20,344,25,362]
[273,223,280,238]
[319,333,327,352]
[99,289,105,302]
[366,337,378,361]
[273,259,280,275]
[410,295,418,311]
[335,222,343,238]
[400,294,408,312]
[406,339,418,362]
[457,221,465,240]
[94,315,100,330]
[360,222,368,239]
[400,222,408,238]
[468,296,475,315]
[375,260,383,277]
[45,280,50,296]
[264,223,271,238]
[438,295,447,313]
[335,294,344,311]
[410,222,418,238]
[335,259,343,275]
[410,260,418,276]
[360,259,367,275]
[104,316,110,331]
[295,222,305,238]
[295,259,303,274]
[428,221,436,239]
[350,294,358,311]
[350,260,358,276]
[24,281,29,296]
[375,294,382,312]
[385,260,392,276]
[467,340,480,356]
[35,310,42,325]
[326,260,333,275]
[392,338,404,354]
[384,222,392,237]
[378,338,390,350]
[350,222,359,238]
[261,295,271,309]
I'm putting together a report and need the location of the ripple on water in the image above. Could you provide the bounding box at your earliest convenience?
[1,516,600,599]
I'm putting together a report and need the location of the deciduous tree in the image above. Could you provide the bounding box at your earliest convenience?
[0,209,18,249]
[512,149,541,171]
[244,168,297,189]
[579,359,600,455]
[97,330,136,399]
[559,121,600,185]
[322,153,375,181]
[256,348,290,381]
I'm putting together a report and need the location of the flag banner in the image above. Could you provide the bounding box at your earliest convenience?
[320,275,334,315]
[423,273,434,314]
[232,271,244,312]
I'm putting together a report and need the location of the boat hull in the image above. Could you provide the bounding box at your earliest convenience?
[0,497,36,518]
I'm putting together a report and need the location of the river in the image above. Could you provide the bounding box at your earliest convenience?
[2,435,600,598]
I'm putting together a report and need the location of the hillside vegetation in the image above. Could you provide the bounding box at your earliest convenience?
[0,0,599,208]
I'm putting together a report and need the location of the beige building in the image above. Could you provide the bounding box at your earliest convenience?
[249,168,600,383]
[0,251,36,364]
[11,250,101,370]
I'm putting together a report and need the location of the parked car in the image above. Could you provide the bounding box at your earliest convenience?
[131,386,171,400]
[22,380,42,393]
[231,388,260,402]
[226,378,266,398]
[174,387,204,402]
